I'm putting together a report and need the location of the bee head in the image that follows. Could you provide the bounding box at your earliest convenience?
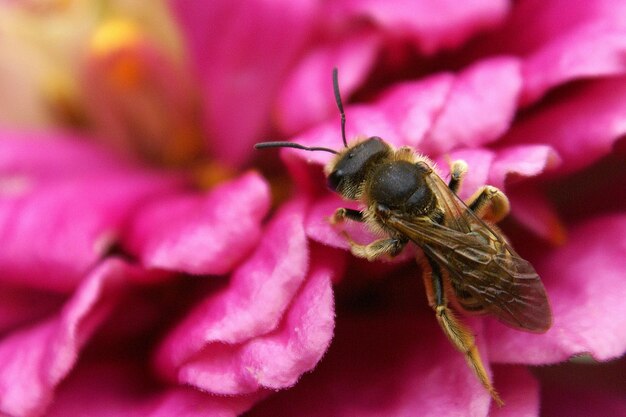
[254,68,391,199]
[326,136,391,199]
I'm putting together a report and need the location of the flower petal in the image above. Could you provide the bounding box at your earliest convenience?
[489,145,560,189]
[419,57,522,155]
[0,259,138,417]
[504,77,626,174]
[291,56,522,160]
[123,172,270,275]
[177,246,336,393]
[155,198,319,391]
[490,366,539,417]
[487,214,626,364]
[507,185,567,245]
[469,0,626,103]
[170,0,318,166]
[539,358,626,417]
[46,360,264,417]
[338,0,509,54]
[0,282,63,333]
[247,315,494,416]
[522,25,626,104]
[434,147,494,200]
[276,33,380,135]
[0,134,183,291]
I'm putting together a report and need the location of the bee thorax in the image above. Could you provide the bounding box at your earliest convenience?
[367,161,435,215]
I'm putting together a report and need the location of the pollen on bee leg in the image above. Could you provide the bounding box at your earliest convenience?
[330,208,348,225]
[467,186,510,223]
[446,159,468,194]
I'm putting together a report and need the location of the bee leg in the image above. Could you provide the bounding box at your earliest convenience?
[331,208,364,224]
[466,186,510,223]
[422,254,504,406]
[448,160,468,194]
[342,233,407,261]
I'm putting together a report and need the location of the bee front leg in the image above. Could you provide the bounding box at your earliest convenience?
[421,253,504,406]
[331,207,364,224]
[466,186,510,223]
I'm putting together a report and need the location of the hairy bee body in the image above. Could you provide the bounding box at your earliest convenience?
[255,69,552,407]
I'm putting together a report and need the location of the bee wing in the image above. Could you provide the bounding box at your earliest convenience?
[385,170,552,332]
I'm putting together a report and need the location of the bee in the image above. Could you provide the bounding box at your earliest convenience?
[255,69,552,406]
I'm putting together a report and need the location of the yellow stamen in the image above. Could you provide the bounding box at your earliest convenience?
[192,161,237,190]
[90,18,142,58]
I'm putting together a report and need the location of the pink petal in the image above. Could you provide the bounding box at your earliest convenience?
[487,214,626,364]
[507,185,567,246]
[0,259,138,417]
[156,199,337,394]
[170,0,318,166]
[377,73,456,149]
[476,0,626,55]
[305,194,367,250]
[247,315,494,416]
[489,145,560,189]
[178,246,336,393]
[276,33,380,135]
[46,360,264,417]
[0,134,183,291]
[434,147,494,200]
[304,194,416,265]
[418,57,522,155]
[338,0,509,54]
[522,25,626,104]
[539,358,626,417]
[123,172,270,275]
[468,0,626,102]
[289,57,522,164]
[504,77,626,174]
[543,385,626,417]
[0,131,145,176]
[0,283,63,333]
[490,366,539,417]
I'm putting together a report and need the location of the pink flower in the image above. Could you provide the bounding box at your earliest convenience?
[0,1,625,416]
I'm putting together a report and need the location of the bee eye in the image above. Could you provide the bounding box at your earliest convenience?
[328,169,343,191]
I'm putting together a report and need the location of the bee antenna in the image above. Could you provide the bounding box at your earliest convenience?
[332,68,348,148]
[254,141,338,155]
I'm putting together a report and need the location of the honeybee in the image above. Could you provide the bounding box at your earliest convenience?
[255,69,552,406]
